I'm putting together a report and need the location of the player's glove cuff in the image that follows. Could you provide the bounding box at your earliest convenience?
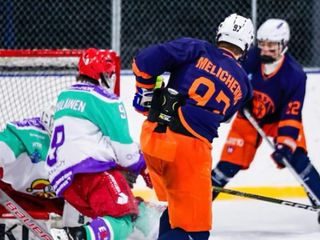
[133,76,164,115]
[275,136,296,152]
[133,86,154,115]
[271,143,293,169]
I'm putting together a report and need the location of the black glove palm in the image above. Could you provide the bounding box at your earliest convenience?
[120,170,138,189]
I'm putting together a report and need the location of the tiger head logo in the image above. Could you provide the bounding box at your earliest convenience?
[252,90,275,119]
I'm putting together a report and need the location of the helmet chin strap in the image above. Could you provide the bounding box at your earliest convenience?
[262,56,283,75]
[281,46,288,55]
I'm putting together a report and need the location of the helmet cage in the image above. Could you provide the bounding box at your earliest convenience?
[40,101,56,136]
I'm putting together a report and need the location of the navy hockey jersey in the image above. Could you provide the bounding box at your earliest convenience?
[242,46,307,142]
[133,37,252,145]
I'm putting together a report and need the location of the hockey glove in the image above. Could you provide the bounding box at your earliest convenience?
[271,143,293,169]
[120,170,138,189]
[133,76,164,115]
[140,165,153,189]
[133,87,154,115]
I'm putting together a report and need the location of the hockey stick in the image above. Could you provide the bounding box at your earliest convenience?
[212,186,320,212]
[243,108,320,206]
[0,188,53,240]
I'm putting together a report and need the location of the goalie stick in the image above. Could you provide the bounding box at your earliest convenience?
[243,108,320,206]
[212,186,320,212]
[0,188,53,240]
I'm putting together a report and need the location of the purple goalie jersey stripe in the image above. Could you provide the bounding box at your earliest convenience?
[70,84,119,100]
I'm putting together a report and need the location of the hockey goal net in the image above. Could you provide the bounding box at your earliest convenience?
[0,50,121,130]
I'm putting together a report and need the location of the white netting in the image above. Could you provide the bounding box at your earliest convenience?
[0,50,121,130]
[0,52,75,130]
[0,74,76,130]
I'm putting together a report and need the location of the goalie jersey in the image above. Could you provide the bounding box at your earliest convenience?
[46,84,144,197]
[0,118,56,198]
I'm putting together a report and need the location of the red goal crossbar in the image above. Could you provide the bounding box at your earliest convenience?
[0,49,84,57]
[0,49,121,96]
[0,209,50,220]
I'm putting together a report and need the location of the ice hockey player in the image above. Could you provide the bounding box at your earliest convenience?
[132,13,254,240]
[0,111,64,239]
[211,18,320,224]
[47,48,155,240]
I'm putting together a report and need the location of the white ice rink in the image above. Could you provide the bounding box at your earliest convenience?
[210,199,320,240]
[129,198,320,240]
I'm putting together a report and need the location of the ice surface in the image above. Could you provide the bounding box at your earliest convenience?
[128,198,320,240]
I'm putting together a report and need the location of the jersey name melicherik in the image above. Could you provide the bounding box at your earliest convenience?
[46,84,144,197]
[134,37,252,144]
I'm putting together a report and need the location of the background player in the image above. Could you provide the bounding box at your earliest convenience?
[132,13,254,240]
[211,18,320,223]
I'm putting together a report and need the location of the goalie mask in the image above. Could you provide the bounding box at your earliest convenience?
[216,13,254,54]
[40,101,56,136]
[257,19,290,63]
[78,48,117,93]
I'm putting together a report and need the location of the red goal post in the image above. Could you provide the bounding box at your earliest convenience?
[0,49,121,130]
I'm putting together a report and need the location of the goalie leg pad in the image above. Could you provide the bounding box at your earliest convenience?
[63,201,91,227]
[291,147,320,205]
[211,161,242,200]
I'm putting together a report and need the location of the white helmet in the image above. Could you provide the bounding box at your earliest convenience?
[40,100,56,135]
[257,19,290,54]
[216,13,254,52]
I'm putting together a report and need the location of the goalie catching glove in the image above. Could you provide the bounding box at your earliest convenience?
[133,76,164,115]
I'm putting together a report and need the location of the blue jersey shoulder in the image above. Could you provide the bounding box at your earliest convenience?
[282,54,307,80]
[280,54,307,91]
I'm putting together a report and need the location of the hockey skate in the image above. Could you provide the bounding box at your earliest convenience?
[51,228,71,240]
[51,226,86,240]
